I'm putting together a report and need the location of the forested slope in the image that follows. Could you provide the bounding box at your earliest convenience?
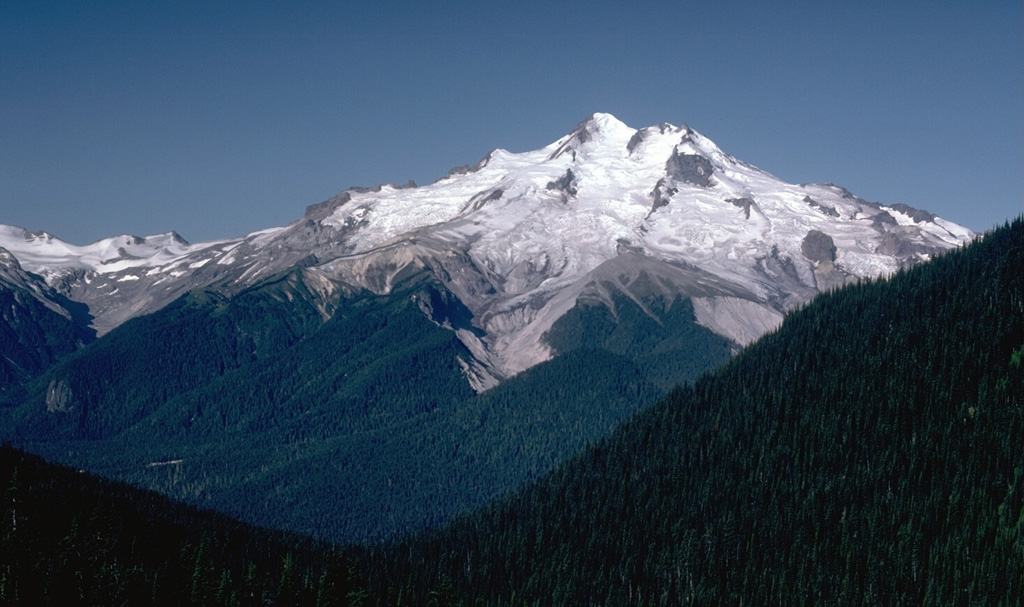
[0,445,369,605]
[2,267,697,543]
[2,220,1020,606]
[0,281,93,393]
[361,219,1024,605]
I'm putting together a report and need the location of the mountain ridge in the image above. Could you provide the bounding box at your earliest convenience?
[0,113,975,388]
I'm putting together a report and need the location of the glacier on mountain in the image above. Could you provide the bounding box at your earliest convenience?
[0,113,975,388]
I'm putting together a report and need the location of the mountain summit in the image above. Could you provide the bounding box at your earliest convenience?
[1,113,974,389]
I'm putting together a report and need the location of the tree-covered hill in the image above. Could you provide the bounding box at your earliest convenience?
[359,219,1024,605]
[0,444,369,606]
[2,264,725,543]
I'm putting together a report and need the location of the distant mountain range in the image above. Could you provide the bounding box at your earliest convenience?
[0,113,976,542]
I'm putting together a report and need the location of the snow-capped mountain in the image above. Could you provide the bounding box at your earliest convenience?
[0,113,974,388]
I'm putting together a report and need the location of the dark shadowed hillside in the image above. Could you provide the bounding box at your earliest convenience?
[360,218,1024,606]
[0,444,368,605]
[2,268,706,543]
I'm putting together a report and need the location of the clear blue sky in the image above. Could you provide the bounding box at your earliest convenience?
[2,1,1021,245]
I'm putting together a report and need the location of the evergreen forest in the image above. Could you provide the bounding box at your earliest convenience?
[1,218,1022,605]
[358,218,1024,605]
[1,266,726,543]
[0,445,368,605]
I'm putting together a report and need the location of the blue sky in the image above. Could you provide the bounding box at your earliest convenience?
[2,1,1021,244]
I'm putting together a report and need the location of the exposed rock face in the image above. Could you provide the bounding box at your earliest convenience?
[801,230,837,264]
[650,178,677,212]
[888,203,937,223]
[546,169,578,200]
[627,131,645,153]
[800,229,847,290]
[875,230,938,257]
[803,196,840,218]
[665,149,714,188]
[45,379,73,412]
[727,197,757,220]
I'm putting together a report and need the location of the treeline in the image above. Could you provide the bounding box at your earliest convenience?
[545,290,734,392]
[0,444,369,606]
[356,219,1024,604]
